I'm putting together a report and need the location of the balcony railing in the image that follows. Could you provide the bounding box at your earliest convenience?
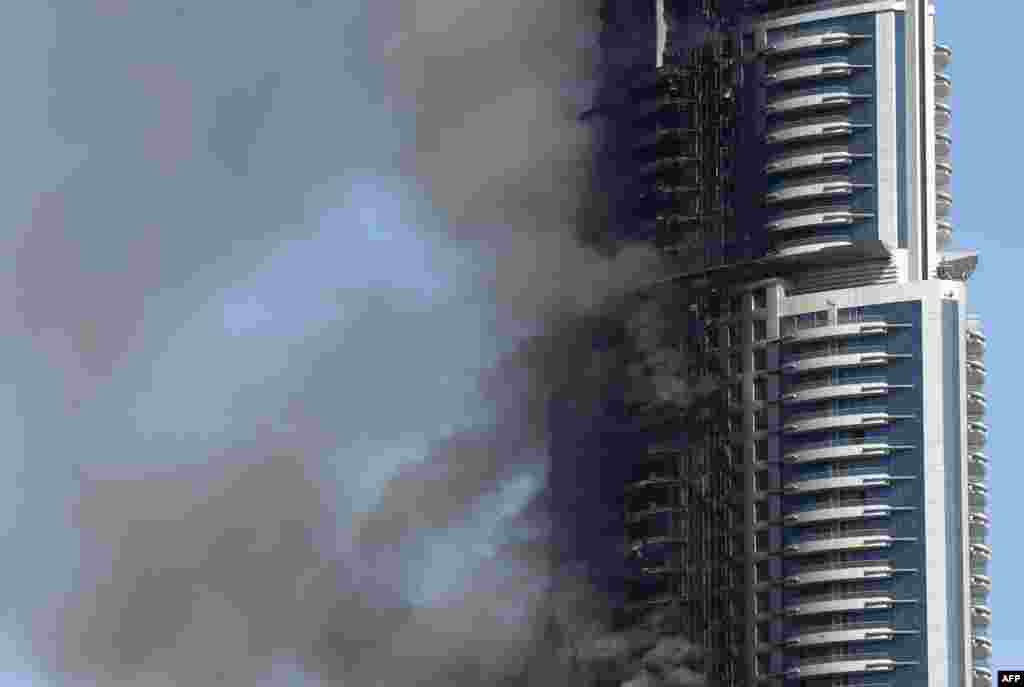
[790,528,889,544]
[786,406,889,425]
[788,620,893,637]
[790,590,897,607]
[792,559,892,576]
[788,652,892,668]
[787,497,891,514]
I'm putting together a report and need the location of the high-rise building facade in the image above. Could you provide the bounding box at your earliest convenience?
[583,1,990,685]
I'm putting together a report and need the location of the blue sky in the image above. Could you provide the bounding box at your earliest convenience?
[938,0,1024,675]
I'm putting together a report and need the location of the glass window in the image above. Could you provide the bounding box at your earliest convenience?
[753,319,768,341]
[838,306,864,324]
[755,501,770,523]
[756,560,772,583]
[730,294,744,315]
[756,470,771,491]
[729,383,742,404]
[754,348,768,370]
[756,530,770,552]
[754,409,769,431]
[730,352,743,375]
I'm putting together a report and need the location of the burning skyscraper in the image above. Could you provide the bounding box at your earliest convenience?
[555,1,991,685]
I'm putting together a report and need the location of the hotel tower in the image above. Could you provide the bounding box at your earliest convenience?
[561,1,991,685]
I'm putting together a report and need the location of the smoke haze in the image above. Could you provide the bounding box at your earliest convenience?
[0,1,715,686]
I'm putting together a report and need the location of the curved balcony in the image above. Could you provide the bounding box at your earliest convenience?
[783,621,899,648]
[968,482,989,508]
[970,542,992,561]
[764,31,867,57]
[765,90,871,116]
[967,391,987,417]
[937,219,953,244]
[783,473,893,495]
[784,531,895,556]
[969,453,988,481]
[766,179,871,205]
[786,654,904,679]
[967,329,986,355]
[783,381,889,405]
[937,190,953,217]
[625,475,681,491]
[971,574,992,592]
[783,560,898,587]
[628,534,687,552]
[781,320,892,345]
[782,351,896,375]
[967,421,988,448]
[970,512,991,529]
[764,62,871,87]
[974,666,993,686]
[936,132,952,162]
[783,593,896,617]
[783,411,897,436]
[966,361,986,387]
[771,234,855,258]
[972,604,992,624]
[784,503,895,525]
[936,161,952,189]
[784,442,897,465]
[973,635,993,657]
[765,119,870,146]
[936,103,952,132]
[766,208,873,234]
[935,74,952,101]
[764,149,867,176]
[935,44,952,71]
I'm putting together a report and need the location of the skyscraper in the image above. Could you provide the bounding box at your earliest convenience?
[575,1,989,685]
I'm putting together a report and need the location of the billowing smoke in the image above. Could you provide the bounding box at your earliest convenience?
[1,1,722,686]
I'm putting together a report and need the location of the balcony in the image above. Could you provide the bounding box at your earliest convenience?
[937,219,953,245]
[973,635,993,657]
[967,329,986,356]
[970,542,992,561]
[936,103,952,132]
[781,320,893,344]
[935,44,952,71]
[783,382,890,405]
[784,442,899,465]
[783,411,901,436]
[935,73,952,101]
[765,119,870,146]
[766,208,873,233]
[784,621,900,648]
[966,361,986,387]
[782,351,898,375]
[764,31,867,57]
[784,560,900,587]
[967,391,987,417]
[771,234,855,258]
[968,482,989,508]
[936,161,952,189]
[971,604,992,624]
[786,654,905,679]
[784,530,896,556]
[784,503,894,525]
[936,190,953,217]
[764,148,866,175]
[974,666,993,686]
[765,90,871,117]
[765,179,871,205]
[625,475,681,491]
[783,593,896,617]
[968,452,988,477]
[967,421,988,448]
[971,574,992,592]
[970,512,991,529]
[784,473,894,495]
[936,132,952,162]
[764,62,871,87]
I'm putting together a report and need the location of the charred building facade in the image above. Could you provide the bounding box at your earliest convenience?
[558,1,990,685]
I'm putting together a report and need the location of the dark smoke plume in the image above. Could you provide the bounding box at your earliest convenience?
[18,1,720,686]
